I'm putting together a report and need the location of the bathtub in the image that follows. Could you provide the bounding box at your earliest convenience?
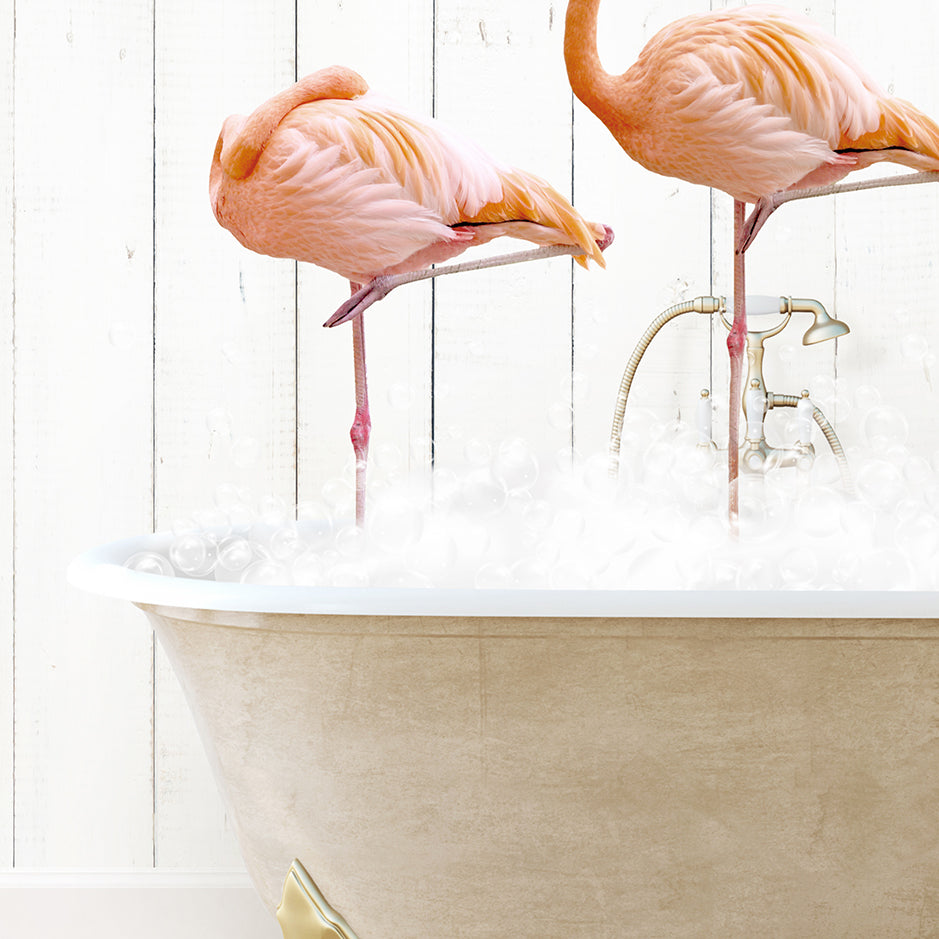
[70,532,939,938]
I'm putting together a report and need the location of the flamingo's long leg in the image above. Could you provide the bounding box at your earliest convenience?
[348,282,371,527]
[738,169,939,252]
[323,228,614,328]
[728,201,748,534]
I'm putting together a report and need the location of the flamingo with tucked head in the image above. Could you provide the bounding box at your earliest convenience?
[564,2,939,526]
[211,66,612,526]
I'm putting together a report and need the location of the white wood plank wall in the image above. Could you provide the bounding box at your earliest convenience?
[2,0,938,930]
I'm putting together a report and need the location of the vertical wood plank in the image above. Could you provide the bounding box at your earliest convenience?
[13,0,155,866]
[0,0,14,870]
[832,0,939,459]
[573,0,712,458]
[433,0,578,471]
[153,0,296,868]
[296,0,435,518]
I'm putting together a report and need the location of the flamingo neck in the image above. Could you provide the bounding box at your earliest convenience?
[220,67,368,180]
[564,0,618,123]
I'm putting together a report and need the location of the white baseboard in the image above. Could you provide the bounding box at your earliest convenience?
[0,871,282,938]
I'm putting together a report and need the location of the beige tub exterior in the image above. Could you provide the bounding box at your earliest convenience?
[143,604,938,938]
[71,536,939,937]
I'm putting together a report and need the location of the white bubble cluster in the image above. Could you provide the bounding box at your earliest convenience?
[124,408,939,591]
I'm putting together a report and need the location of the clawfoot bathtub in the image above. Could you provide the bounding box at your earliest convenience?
[70,533,939,938]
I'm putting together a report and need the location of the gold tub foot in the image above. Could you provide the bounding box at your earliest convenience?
[276,859,360,939]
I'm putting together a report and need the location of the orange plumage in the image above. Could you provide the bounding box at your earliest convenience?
[210,66,607,284]
[564,3,939,203]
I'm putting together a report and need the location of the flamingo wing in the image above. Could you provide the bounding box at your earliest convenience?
[630,5,939,201]
[213,81,606,282]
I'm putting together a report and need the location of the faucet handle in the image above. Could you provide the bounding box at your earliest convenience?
[797,390,814,444]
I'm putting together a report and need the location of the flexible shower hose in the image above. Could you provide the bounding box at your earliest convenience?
[609,297,721,478]
[770,395,855,496]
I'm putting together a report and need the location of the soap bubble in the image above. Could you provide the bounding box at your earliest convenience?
[736,556,779,591]
[492,438,539,492]
[368,492,424,552]
[894,513,939,558]
[335,524,367,559]
[643,439,675,485]
[863,405,909,451]
[550,507,586,543]
[329,563,369,587]
[904,456,934,487]
[840,500,876,542]
[853,549,915,590]
[321,477,355,516]
[458,470,507,517]
[154,397,939,591]
[856,459,906,511]
[269,524,305,561]
[779,550,819,587]
[626,546,681,589]
[794,487,844,539]
[509,559,549,588]
[901,333,929,362]
[854,385,882,412]
[292,551,325,586]
[257,494,289,527]
[464,437,491,466]
[548,401,574,431]
[192,507,231,541]
[296,500,334,548]
[241,559,290,585]
[408,520,458,582]
[373,567,434,589]
[549,560,593,589]
[125,551,174,577]
[216,536,254,573]
[582,452,618,502]
[169,532,217,577]
[475,562,514,589]
[522,498,553,533]
[373,443,405,477]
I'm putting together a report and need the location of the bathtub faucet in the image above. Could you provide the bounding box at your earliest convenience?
[609,294,854,495]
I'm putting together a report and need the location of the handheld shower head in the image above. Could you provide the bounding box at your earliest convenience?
[793,299,850,345]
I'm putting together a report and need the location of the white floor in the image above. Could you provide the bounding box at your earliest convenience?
[0,872,282,938]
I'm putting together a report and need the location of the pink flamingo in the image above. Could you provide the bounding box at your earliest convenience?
[564,1,939,527]
[211,66,611,526]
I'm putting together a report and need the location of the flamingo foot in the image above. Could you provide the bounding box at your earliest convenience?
[325,276,394,328]
[596,224,615,252]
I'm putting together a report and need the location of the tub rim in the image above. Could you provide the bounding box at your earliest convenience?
[67,532,939,619]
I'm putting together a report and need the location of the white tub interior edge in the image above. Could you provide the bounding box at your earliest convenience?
[66,533,939,619]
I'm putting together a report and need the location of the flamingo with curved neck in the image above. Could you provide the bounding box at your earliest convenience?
[212,66,611,526]
[564,0,939,529]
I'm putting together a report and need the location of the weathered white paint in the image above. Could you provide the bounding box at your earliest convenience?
[0,0,13,873]
[2,3,939,934]
[12,0,155,866]
[152,0,297,871]
[433,0,579,468]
